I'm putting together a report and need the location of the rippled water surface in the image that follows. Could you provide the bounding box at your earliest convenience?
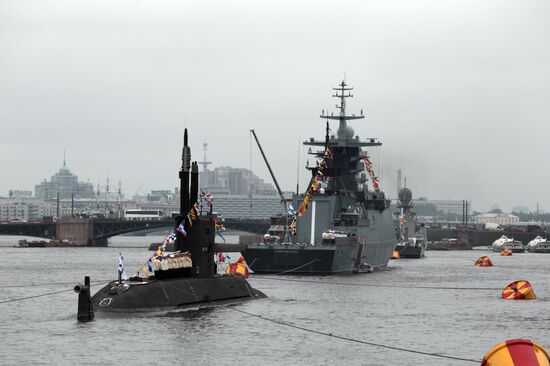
[1,235,549,365]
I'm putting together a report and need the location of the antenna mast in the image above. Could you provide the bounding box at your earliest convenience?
[320,80,364,141]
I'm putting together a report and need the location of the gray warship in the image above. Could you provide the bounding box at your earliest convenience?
[241,81,397,274]
[394,187,426,259]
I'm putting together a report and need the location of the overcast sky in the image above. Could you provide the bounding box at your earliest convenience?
[1,0,548,212]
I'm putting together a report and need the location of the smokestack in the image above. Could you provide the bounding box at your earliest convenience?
[397,169,402,197]
[190,161,199,209]
[180,128,191,214]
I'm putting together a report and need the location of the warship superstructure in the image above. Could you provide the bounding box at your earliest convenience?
[241,81,397,274]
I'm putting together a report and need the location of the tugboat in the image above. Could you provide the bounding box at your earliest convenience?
[394,187,426,258]
[241,81,397,274]
[74,129,265,320]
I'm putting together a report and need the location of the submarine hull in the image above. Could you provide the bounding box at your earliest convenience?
[91,276,265,312]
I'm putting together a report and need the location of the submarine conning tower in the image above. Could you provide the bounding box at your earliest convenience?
[74,128,265,320]
[173,128,216,278]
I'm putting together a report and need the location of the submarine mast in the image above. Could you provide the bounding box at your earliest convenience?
[180,129,191,215]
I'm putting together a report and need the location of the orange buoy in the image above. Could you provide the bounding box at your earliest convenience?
[475,256,493,267]
[501,248,513,256]
[481,339,549,366]
[225,255,250,278]
[391,250,400,259]
[502,280,536,300]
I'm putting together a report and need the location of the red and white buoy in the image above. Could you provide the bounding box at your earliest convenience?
[481,339,549,365]
[475,256,493,267]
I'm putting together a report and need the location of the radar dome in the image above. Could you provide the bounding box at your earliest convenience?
[398,187,413,207]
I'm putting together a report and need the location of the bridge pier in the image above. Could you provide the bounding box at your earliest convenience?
[56,218,98,246]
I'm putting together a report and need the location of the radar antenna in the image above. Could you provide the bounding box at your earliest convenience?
[320,80,365,141]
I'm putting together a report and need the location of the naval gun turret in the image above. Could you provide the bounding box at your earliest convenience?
[75,129,265,320]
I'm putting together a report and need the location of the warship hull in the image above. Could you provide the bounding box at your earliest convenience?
[243,218,396,274]
[396,245,426,259]
[243,243,359,274]
[91,276,265,312]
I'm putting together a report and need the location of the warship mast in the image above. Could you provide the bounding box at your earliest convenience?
[306,81,382,194]
[321,80,365,142]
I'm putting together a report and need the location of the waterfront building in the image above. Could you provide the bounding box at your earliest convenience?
[414,198,470,217]
[0,198,55,221]
[35,159,95,200]
[473,213,520,225]
[136,189,285,219]
[8,190,33,198]
[199,166,277,196]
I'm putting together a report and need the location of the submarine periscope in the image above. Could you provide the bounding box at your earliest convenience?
[74,128,265,321]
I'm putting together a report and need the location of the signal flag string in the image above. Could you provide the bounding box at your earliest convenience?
[230,307,481,363]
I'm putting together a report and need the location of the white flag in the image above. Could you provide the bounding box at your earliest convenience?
[118,252,129,281]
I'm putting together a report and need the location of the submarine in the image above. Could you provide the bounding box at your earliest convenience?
[74,129,265,321]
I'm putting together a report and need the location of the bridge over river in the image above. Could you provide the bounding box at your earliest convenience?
[0,218,270,246]
[0,218,544,247]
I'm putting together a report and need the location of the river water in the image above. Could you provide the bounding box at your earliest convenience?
[1,235,549,365]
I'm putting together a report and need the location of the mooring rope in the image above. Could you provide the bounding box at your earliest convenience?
[0,282,109,305]
[230,307,481,363]
[0,279,113,289]
[0,288,75,304]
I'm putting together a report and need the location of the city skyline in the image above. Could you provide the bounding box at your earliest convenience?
[4,153,548,215]
[6,153,282,198]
